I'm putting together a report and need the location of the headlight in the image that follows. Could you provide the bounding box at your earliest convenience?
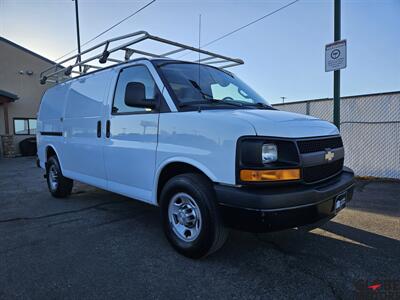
[262,143,278,163]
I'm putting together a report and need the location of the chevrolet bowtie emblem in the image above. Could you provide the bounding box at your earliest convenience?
[325,150,335,161]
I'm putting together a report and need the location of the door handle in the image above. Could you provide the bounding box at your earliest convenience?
[106,120,111,138]
[97,120,101,138]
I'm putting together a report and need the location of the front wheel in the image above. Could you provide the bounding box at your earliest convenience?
[46,156,73,198]
[160,173,228,259]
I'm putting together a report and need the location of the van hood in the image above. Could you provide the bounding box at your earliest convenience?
[216,109,338,138]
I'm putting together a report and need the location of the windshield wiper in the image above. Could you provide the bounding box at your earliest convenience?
[243,102,275,110]
[178,99,243,108]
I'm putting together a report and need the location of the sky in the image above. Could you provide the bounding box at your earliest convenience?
[0,0,399,104]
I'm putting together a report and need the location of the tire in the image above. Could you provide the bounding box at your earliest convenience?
[46,156,73,198]
[160,173,228,259]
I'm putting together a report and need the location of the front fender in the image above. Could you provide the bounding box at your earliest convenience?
[152,156,218,203]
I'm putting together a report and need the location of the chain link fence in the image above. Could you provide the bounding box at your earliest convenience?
[273,91,400,179]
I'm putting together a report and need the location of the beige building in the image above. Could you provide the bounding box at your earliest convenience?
[0,37,57,157]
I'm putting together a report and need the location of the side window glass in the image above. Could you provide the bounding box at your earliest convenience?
[113,65,158,114]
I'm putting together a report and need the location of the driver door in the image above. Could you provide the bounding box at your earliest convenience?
[103,65,160,203]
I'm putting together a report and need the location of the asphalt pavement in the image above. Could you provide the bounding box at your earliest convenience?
[0,157,399,299]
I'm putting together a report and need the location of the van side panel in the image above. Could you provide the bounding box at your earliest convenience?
[37,82,70,169]
[61,71,112,189]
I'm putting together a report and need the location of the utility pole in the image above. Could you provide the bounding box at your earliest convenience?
[280,96,286,104]
[333,0,341,129]
[73,0,82,73]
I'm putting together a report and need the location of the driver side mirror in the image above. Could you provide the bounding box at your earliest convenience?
[124,82,156,109]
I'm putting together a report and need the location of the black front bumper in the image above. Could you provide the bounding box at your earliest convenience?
[215,168,355,232]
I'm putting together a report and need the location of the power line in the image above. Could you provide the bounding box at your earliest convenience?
[54,0,156,62]
[203,0,300,47]
[178,0,300,59]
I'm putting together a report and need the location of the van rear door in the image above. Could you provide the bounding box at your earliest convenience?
[103,65,160,203]
[37,82,69,167]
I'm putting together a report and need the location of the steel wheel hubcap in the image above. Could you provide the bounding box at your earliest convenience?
[48,165,59,191]
[168,192,202,242]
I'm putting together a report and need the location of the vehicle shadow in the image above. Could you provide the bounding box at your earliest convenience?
[70,183,400,263]
[40,184,400,299]
[349,179,400,218]
[72,183,400,264]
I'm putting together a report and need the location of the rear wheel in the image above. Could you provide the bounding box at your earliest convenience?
[46,156,73,198]
[160,173,228,258]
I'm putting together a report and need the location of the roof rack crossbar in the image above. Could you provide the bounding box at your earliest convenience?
[201,59,231,65]
[40,31,243,84]
[196,56,218,63]
[123,48,165,58]
[160,48,186,57]
[219,62,242,69]
[146,34,243,64]
[107,58,124,64]
[83,64,101,70]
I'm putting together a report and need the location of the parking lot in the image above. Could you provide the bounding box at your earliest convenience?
[0,157,399,299]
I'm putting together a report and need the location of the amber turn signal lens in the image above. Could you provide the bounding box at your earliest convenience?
[240,169,300,182]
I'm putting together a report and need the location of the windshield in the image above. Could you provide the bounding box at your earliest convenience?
[158,62,271,108]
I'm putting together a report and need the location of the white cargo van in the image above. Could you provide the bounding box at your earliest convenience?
[37,32,354,258]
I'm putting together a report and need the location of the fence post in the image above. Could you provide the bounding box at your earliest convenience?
[306,101,310,115]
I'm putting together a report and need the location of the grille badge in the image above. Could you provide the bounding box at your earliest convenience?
[324,149,335,161]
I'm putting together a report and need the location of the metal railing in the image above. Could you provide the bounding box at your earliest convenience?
[40,31,244,84]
